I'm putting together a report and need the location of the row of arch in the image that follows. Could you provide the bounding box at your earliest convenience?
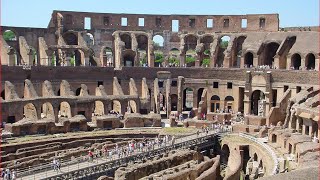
[5,100,137,124]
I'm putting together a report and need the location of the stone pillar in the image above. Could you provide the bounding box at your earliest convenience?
[113,33,122,68]
[54,107,59,123]
[315,58,319,70]
[180,53,186,67]
[177,76,184,114]
[286,56,292,70]
[296,117,300,132]
[148,35,155,67]
[302,124,306,135]
[253,57,259,67]
[166,79,171,118]
[131,34,139,66]
[300,58,306,70]
[309,125,313,137]
[274,55,280,69]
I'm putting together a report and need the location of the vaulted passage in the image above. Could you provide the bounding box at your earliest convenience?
[306,53,315,70]
[244,52,254,67]
[291,53,301,70]
[263,42,280,66]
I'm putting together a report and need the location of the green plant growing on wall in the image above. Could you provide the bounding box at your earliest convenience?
[70,55,75,66]
[202,58,210,66]
[186,56,196,63]
[3,30,16,41]
[155,53,164,63]
[51,55,55,66]
[169,57,179,65]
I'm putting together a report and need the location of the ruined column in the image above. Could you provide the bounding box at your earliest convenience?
[147,34,155,67]
[131,33,139,66]
[166,79,171,118]
[179,36,186,67]
[113,32,123,68]
[177,76,184,114]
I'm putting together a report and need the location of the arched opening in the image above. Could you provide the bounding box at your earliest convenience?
[197,88,204,106]
[186,49,196,67]
[233,36,246,67]
[253,153,258,161]
[3,30,17,41]
[221,144,230,165]
[217,36,230,67]
[200,35,213,67]
[120,34,132,49]
[123,52,135,67]
[75,88,81,96]
[1,90,5,100]
[137,35,148,67]
[84,33,94,46]
[23,103,38,120]
[102,47,114,67]
[41,102,54,119]
[128,100,137,113]
[210,95,220,112]
[112,100,121,114]
[57,89,61,96]
[169,48,180,67]
[305,53,315,70]
[244,52,254,67]
[59,102,71,118]
[291,54,301,70]
[263,42,280,66]
[183,88,194,111]
[224,96,234,113]
[171,94,178,111]
[251,90,265,115]
[153,35,164,48]
[94,101,104,116]
[63,32,78,45]
[185,34,198,50]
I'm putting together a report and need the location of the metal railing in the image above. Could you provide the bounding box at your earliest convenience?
[17,128,230,179]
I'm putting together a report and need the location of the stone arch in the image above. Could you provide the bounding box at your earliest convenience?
[3,30,17,41]
[153,35,164,48]
[101,47,114,67]
[185,34,198,50]
[59,101,71,118]
[200,35,214,50]
[186,49,196,67]
[112,100,121,113]
[291,53,302,70]
[244,52,254,67]
[63,32,78,45]
[23,103,38,120]
[305,53,315,70]
[221,144,230,165]
[123,50,136,67]
[210,95,220,112]
[120,33,132,49]
[183,87,194,111]
[41,102,54,119]
[219,35,231,48]
[129,100,137,113]
[233,36,247,67]
[94,101,105,116]
[251,90,265,115]
[224,96,234,112]
[137,34,148,50]
[263,42,280,66]
[84,33,94,46]
[171,94,178,111]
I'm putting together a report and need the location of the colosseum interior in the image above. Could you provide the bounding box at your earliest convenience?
[0,10,319,180]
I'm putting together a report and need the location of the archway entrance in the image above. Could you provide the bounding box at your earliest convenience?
[123,53,135,67]
[291,54,301,70]
[306,53,315,70]
[263,42,280,66]
[210,95,220,112]
[251,90,265,116]
[171,94,178,111]
[244,52,254,67]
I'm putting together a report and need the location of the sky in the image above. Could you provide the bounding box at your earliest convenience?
[1,0,319,28]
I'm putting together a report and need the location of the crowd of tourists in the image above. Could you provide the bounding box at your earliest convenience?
[1,168,16,180]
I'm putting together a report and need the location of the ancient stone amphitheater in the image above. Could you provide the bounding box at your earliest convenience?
[1,11,319,180]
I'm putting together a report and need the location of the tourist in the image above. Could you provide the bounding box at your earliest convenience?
[52,158,58,171]
[88,150,93,162]
[11,169,16,180]
[56,159,61,172]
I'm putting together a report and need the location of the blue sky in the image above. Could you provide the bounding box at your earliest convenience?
[1,0,318,28]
